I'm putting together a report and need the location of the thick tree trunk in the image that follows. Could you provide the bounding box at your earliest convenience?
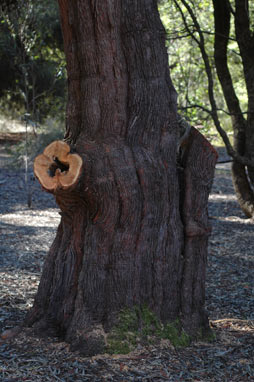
[25,0,217,355]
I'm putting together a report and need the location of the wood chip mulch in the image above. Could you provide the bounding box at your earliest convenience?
[0,146,254,381]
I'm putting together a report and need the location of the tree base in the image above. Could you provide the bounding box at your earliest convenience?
[26,305,215,356]
[27,127,217,356]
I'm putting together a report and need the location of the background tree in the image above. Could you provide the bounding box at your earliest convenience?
[0,0,66,122]
[25,0,217,355]
[161,0,254,217]
[159,0,216,125]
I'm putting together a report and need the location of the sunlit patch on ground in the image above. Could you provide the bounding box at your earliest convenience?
[0,208,60,228]
[209,193,236,201]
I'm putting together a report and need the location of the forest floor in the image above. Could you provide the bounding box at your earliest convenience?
[0,142,254,381]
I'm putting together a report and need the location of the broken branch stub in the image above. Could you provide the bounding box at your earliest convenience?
[34,141,83,192]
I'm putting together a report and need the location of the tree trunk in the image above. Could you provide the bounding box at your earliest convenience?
[213,0,254,218]
[235,0,254,186]
[25,0,217,355]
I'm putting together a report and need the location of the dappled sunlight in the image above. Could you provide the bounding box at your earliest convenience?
[0,116,27,133]
[0,208,60,228]
[209,193,237,201]
[211,318,254,333]
[214,215,254,225]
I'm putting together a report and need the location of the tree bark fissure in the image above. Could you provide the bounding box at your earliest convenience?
[27,0,217,354]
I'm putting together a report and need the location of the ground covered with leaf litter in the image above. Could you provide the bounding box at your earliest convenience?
[0,145,254,381]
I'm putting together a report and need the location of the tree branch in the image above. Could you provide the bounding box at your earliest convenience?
[179,103,249,116]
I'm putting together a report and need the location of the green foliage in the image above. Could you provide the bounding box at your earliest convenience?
[160,321,190,347]
[106,308,138,354]
[106,305,190,355]
[0,0,66,122]
[159,0,215,127]
[158,0,248,138]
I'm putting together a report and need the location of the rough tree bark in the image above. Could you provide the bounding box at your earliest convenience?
[25,0,217,355]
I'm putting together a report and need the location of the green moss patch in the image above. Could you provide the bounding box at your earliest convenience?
[106,305,190,354]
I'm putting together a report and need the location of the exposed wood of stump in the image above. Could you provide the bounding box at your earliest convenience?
[34,141,83,192]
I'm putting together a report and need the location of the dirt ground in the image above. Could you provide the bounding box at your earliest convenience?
[0,143,254,381]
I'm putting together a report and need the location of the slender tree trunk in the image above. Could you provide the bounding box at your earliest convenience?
[26,0,217,355]
[235,0,254,186]
[213,0,254,218]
